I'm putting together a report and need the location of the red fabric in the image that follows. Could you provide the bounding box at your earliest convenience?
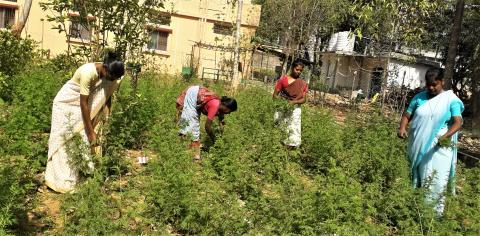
[176,89,188,106]
[176,86,221,120]
[197,87,219,105]
[275,76,308,100]
[176,86,219,108]
[275,76,289,91]
[203,99,220,120]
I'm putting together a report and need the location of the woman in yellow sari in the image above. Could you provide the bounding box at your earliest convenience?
[45,53,125,193]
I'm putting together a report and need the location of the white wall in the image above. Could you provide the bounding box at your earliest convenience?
[387,59,430,89]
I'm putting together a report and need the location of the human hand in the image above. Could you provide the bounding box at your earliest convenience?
[437,136,454,148]
[397,128,408,139]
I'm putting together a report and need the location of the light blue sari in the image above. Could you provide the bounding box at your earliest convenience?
[407,90,464,214]
[179,86,201,141]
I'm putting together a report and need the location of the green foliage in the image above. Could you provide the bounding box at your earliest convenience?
[438,137,456,148]
[0,65,67,233]
[105,72,165,150]
[350,0,448,53]
[0,156,36,233]
[0,31,36,77]
[1,66,66,159]
[0,31,37,101]
[309,76,329,92]
[43,53,82,73]
[256,0,349,44]
[2,68,480,234]
[253,68,276,81]
[64,132,95,176]
[273,98,294,117]
[60,177,126,234]
[39,0,167,62]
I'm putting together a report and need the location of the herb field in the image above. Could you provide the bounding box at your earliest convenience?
[1,66,480,235]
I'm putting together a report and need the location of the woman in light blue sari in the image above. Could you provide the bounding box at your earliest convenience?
[398,68,464,215]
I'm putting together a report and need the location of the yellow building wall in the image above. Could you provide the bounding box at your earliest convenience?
[6,0,261,76]
[20,0,70,56]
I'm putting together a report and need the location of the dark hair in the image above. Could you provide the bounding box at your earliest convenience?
[425,67,444,82]
[291,60,305,70]
[103,51,120,64]
[103,51,125,78]
[221,96,237,112]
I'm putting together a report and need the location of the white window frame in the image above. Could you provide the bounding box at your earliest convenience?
[67,12,95,42]
[145,24,172,55]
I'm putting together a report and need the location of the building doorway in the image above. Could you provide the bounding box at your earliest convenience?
[369,67,384,97]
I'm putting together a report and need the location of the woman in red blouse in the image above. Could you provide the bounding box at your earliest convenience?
[176,85,237,160]
[273,60,308,148]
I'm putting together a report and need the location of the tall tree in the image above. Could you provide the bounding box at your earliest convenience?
[351,0,448,56]
[472,45,480,136]
[11,0,33,38]
[254,0,349,72]
[40,0,168,62]
[444,0,466,90]
[232,0,243,92]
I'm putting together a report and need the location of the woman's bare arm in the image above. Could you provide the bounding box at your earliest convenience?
[398,112,411,139]
[80,95,96,143]
[441,116,463,139]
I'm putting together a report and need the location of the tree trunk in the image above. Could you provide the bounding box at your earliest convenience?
[472,46,480,137]
[444,0,465,90]
[473,86,480,137]
[231,0,243,92]
[11,0,33,38]
[281,30,291,75]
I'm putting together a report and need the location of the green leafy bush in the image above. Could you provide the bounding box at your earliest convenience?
[0,31,37,101]
[0,65,66,233]
[0,156,36,233]
[2,70,480,234]
[1,66,66,160]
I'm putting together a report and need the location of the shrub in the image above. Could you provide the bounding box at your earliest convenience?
[3,70,480,234]
[0,156,37,233]
[0,65,66,233]
[0,31,37,101]
[1,66,66,161]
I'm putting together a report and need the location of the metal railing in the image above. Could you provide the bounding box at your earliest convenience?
[201,67,232,81]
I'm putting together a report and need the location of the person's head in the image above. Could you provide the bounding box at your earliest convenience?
[103,51,125,80]
[219,96,237,115]
[290,60,305,79]
[425,67,444,96]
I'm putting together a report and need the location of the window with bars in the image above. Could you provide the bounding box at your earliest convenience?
[147,31,168,51]
[0,7,15,29]
[69,21,91,41]
[213,23,233,36]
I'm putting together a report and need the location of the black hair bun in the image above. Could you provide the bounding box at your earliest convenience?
[103,51,120,65]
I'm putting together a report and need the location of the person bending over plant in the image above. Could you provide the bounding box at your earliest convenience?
[176,85,237,161]
[273,60,308,148]
[45,51,125,193]
[398,67,464,216]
